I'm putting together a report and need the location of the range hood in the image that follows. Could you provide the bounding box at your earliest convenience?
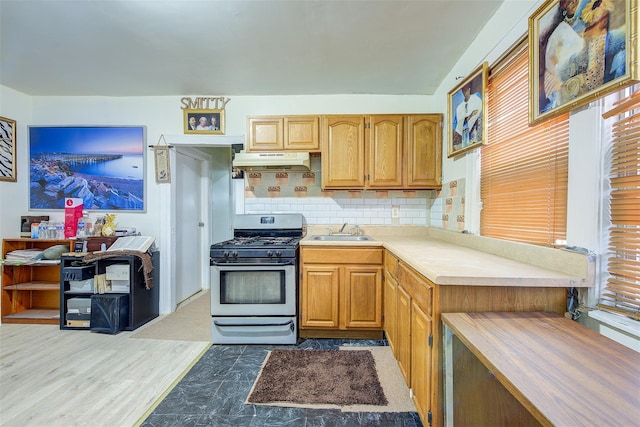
[232,150,311,171]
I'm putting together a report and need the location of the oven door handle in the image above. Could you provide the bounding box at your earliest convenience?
[211,261,295,267]
[213,320,295,329]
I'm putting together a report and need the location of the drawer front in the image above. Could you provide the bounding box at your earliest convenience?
[398,263,433,316]
[301,247,383,264]
[384,250,399,279]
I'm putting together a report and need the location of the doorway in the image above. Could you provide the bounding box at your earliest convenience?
[158,134,243,314]
[175,147,207,303]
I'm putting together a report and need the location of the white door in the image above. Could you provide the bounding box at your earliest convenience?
[175,149,204,303]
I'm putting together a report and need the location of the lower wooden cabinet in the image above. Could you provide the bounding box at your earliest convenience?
[300,265,339,328]
[383,268,398,354]
[300,247,383,333]
[411,301,433,420]
[303,246,567,427]
[393,260,434,424]
[396,284,412,383]
[384,248,566,427]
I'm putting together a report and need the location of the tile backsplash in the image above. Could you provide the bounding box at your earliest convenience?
[427,178,465,231]
[243,155,434,225]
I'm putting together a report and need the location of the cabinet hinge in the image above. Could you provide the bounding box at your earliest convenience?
[428,334,433,347]
[427,410,433,426]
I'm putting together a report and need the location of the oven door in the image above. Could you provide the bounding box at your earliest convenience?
[211,262,296,316]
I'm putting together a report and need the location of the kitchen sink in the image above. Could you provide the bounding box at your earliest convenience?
[309,235,376,242]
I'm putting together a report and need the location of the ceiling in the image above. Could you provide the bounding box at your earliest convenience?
[0,0,504,97]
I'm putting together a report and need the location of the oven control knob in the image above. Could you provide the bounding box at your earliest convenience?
[223,251,230,258]
[232,251,238,258]
[275,250,282,257]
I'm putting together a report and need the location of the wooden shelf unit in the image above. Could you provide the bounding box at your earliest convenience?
[2,239,72,324]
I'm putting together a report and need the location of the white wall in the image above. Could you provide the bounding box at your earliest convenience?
[1,94,438,245]
[0,86,33,240]
[0,90,438,314]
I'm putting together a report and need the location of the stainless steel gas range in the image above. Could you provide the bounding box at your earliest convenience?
[209,214,304,344]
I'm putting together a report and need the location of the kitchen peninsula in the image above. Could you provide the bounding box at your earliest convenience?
[300,226,593,427]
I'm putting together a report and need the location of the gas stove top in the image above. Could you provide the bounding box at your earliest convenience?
[219,235,303,247]
[210,214,304,262]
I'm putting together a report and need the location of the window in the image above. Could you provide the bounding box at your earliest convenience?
[481,43,570,246]
[598,85,640,321]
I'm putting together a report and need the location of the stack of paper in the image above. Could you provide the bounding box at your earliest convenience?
[4,249,44,262]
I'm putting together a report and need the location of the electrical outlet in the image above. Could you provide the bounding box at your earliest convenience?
[391,205,400,218]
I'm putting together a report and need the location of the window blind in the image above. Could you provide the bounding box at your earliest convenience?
[598,85,640,320]
[481,45,569,246]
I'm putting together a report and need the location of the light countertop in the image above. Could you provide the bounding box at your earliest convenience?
[301,226,593,288]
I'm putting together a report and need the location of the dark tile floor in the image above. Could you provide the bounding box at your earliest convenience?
[141,338,423,426]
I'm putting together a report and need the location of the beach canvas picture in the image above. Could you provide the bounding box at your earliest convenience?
[29,126,146,211]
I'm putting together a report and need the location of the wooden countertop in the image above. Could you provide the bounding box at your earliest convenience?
[442,312,640,426]
[301,231,589,287]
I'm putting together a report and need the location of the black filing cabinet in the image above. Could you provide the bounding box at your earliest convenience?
[60,252,159,331]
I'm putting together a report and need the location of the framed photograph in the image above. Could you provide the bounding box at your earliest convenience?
[184,109,225,135]
[529,0,638,124]
[0,116,17,182]
[28,126,146,211]
[447,62,488,158]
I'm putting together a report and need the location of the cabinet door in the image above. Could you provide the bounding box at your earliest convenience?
[321,115,366,189]
[247,117,284,151]
[396,285,412,384]
[367,115,403,189]
[384,270,398,356]
[284,116,320,152]
[405,114,442,188]
[411,301,433,422]
[300,265,340,328]
[342,266,383,329]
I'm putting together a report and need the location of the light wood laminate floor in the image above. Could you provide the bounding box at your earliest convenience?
[0,324,209,427]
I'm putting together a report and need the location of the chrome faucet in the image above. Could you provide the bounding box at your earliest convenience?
[339,223,348,233]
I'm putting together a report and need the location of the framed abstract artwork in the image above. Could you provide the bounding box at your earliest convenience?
[447,62,488,157]
[0,116,17,182]
[529,0,638,124]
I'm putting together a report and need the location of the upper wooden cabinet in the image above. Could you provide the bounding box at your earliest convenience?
[368,115,404,188]
[321,115,366,188]
[247,115,320,152]
[405,114,442,188]
[321,114,442,190]
[284,116,320,151]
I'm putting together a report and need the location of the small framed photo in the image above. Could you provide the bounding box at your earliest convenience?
[0,116,17,182]
[529,0,638,124]
[447,62,488,158]
[184,109,225,135]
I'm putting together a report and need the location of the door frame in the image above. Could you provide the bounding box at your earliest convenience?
[175,146,211,303]
[157,134,244,314]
